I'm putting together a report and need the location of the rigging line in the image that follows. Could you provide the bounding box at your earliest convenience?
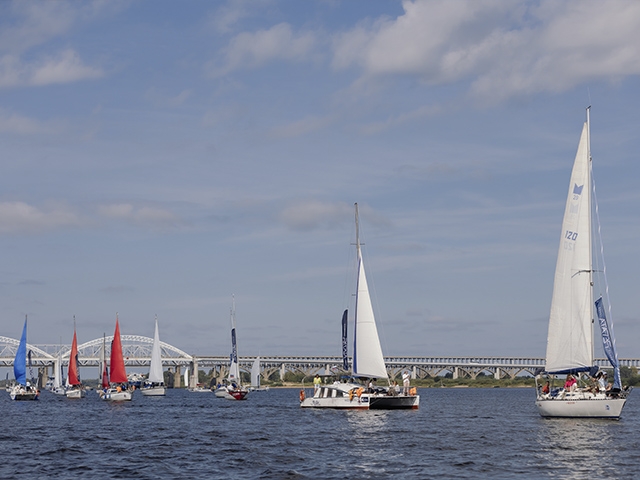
[591,161,618,350]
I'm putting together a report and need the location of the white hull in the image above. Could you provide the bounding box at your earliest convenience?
[300,383,419,410]
[141,385,166,396]
[65,388,85,399]
[50,387,67,396]
[100,388,132,401]
[10,384,39,401]
[214,386,249,400]
[536,391,627,418]
[189,386,211,393]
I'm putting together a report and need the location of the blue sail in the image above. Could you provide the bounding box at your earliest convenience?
[14,318,27,386]
[595,296,621,390]
[341,309,348,370]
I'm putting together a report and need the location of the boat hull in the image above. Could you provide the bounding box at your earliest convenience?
[300,383,419,410]
[214,387,248,400]
[10,385,39,401]
[100,388,132,401]
[536,396,627,419]
[141,386,166,396]
[65,388,85,399]
[368,394,420,409]
[301,395,370,409]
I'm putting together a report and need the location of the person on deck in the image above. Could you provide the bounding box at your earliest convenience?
[542,381,550,395]
[313,374,321,392]
[564,375,577,392]
[402,371,411,395]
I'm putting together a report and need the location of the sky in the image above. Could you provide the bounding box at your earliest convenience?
[1,0,640,360]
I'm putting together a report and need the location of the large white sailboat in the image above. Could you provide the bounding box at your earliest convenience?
[301,203,419,409]
[141,316,166,396]
[535,108,630,418]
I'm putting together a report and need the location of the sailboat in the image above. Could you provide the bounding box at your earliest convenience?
[301,204,419,409]
[49,352,66,395]
[535,108,630,418]
[99,315,132,401]
[9,316,39,401]
[250,356,268,392]
[65,318,85,398]
[214,296,249,400]
[141,316,166,396]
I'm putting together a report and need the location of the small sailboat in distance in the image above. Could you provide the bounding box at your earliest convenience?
[65,317,85,399]
[535,108,631,418]
[100,314,132,401]
[141,316,166,396]
[214,296,249,400]
[10,316,39,401]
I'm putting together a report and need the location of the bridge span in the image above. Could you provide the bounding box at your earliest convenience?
[2,336,639,385]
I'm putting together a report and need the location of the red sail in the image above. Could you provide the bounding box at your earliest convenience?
[67,329,80,386]
[102,362,109,389]
[109,318,128,384]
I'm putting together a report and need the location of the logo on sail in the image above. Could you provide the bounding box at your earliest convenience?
[573,183,583,195]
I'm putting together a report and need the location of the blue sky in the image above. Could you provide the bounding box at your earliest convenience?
[1,0,639,359]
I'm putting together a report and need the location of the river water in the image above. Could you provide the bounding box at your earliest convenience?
[2,387,639,479]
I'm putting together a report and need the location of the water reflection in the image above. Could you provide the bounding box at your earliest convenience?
[535,418,620,478]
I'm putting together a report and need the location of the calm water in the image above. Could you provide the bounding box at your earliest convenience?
[2,387,640,479]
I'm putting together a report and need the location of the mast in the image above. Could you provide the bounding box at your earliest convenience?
[586,106,595,363]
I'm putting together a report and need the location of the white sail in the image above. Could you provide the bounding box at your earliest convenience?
[352,205,388,380]
[183,368,189,387]
[53,353,63,390]
[148,317,164,383]
[251,357,260,388]
[228,296,241,383]
[544,121,593,373]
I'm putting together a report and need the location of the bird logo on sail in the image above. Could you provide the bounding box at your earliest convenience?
[573,184,583,195]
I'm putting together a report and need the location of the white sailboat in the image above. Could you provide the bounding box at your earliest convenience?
[535,108,630,418]
[301,203,419,409]
[214,296,249,400]
[142,316,166,396]
[250,357,268,392]
[50,353,66,395]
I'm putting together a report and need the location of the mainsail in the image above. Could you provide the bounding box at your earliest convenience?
[14,317,28,386]
[228,297,241,382]
[544,121,594,375]
[352,204,388,380]
[109,317,128,384]
[251,357,260,388]
[67,327,80,386]
[148,317,164,384]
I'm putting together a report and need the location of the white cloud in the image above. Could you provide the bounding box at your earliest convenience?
[0,109,58,134]
[0,49,103,88]
[331,0,640,103]
[268,115,333,139]
[0,201,80,234]
[208,0,254,34]
[208,23,316,77]
[30,49,103,85]
[97,203,183,229]
[279,200,353,231]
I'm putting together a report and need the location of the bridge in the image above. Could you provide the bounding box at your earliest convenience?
[2,335,638,387]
